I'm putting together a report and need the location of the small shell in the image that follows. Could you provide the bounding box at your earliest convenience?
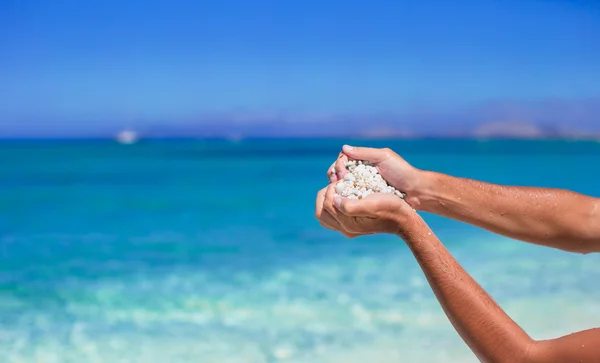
[394,190,406,199]
[336,182,346,195]
[334,159,406,201]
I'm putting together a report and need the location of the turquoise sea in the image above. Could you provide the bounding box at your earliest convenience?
[1,139,599,363]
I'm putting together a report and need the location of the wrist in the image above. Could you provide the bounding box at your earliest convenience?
[393,211,429,240]
[408,170,442,212]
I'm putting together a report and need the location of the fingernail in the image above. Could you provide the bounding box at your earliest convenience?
[343,145,354,151]
[329,175,336,183]
[333,195,342,209]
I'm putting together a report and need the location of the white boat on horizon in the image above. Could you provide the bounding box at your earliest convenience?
[115,130,139,144]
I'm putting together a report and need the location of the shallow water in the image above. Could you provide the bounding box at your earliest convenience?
[1,139,599,362]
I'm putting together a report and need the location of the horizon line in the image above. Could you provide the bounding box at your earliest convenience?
[2,135,600,142]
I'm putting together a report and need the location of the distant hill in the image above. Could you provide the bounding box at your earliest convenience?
[137,98,600,139]
[140,117,599,140]
[1,98,598,139]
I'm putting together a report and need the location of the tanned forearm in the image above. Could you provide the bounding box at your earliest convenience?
[400,215,533,362]
[399,215,600,363]
[416,171,600,254]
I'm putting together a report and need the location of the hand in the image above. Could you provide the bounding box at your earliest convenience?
[315,182,420,238]
[326,145,425,209]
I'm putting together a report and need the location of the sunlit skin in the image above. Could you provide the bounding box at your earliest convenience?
[315,145,600,363]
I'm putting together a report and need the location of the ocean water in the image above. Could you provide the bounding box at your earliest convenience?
[1,139,599,363]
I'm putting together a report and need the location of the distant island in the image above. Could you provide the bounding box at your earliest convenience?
[1,98,599,140]
[128,100,600,140]
[136,119,600,140]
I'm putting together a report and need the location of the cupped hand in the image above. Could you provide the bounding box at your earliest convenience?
[315,182,420,237]
[326,145,424,209]
[315,185,361,238]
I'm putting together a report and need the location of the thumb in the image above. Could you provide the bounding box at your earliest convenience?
[342,145,389,163]
[333,195,370,217]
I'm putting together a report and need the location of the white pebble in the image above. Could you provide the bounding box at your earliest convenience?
[335,182,346,195]
[336,160,405,200]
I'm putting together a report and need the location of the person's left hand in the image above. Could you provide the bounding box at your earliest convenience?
[315,182,418,237]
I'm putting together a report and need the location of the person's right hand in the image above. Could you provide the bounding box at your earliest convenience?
[327,145,425,209]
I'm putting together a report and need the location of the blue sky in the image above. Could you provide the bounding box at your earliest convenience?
[0,0,599,135]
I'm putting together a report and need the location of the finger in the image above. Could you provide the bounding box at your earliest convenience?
[316,186,327,210]
[316,186,343,228]
[327,161,337,182]
[322,189,364,234]
[328,195,367,234]
[323,183,339,218]
[327,152,346,182]
[320,209,361,238]
[323,183,359,227]
[334,153,348,180]
[323,214,362,238]
[341,230,360,238]
[320,184,364,238]
[319,192,361,238]
[315,187,329,221]
[315,186,336,221]
[319,209,340,230]
[333,195,373,217]
[342,145,390,164]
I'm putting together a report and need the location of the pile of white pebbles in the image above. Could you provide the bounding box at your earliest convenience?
[335,160,406,200]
